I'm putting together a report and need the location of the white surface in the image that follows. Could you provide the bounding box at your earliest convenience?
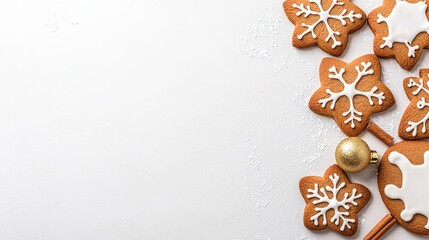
[0,0,426,239]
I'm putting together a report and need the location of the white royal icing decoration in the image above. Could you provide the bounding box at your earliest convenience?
[319,62,385,128]
[385,151,429,229]
[406,78,429,136]
[293,0,362,48]
[307,173,362,231]
[377,0,429,57]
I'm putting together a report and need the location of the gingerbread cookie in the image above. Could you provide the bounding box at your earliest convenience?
[300,165,371,236]
[378,141,429,235]
[283,0,366,56]
[399,69,429,140]
[309,54,395,137]
[368,0,429,70]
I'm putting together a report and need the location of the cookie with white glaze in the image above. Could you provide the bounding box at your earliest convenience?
[368,0,429,70]
[309,54,395,137]
[379,141,429,235]
[283,0,366,56]
[300,165,371,236]
[399,69,429,140]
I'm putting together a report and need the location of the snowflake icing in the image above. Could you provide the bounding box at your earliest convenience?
[385,151,429,229]
[293,0,362,48]
[406,78,429,136]
[319,62,385,128]
[377,0,429,57]
[307,173,362,231]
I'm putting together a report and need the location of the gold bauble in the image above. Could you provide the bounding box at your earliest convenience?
[335,137,378,173]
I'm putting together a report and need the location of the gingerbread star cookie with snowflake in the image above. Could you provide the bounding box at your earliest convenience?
[300,165,371,236]
[369,0,429,70]
[398,69,429,139]
[309,54,395,137]
[283,0,366,56]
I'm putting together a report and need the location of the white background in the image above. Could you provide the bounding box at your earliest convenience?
[0,0,427,239]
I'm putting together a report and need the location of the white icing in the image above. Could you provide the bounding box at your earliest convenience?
[307,173,362,231]
[319,62,385,128]
[406,78,429,136]
[377,0,429,57]
[292,0,362,48]
[385,151,429,229]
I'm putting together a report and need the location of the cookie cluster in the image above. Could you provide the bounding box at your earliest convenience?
[284,0,429,70]
[284,0,429,237]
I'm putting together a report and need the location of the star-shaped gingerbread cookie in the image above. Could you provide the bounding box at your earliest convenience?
[283,0,366,56]
[399,69,429,140]
[368,0,429,70]
[299,165,371,236]
[309,54,395,137]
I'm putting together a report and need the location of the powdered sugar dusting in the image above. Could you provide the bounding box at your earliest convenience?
[241,7,286,62]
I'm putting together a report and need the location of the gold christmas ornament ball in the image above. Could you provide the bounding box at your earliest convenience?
[335,137,378,173]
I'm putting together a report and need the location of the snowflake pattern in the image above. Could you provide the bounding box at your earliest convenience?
[377,0,429,58]
[405,78,429,137]
[292,0,362,48]
[307,174,362,231]
[319,62,385,128]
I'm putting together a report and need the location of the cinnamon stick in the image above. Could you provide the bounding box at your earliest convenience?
[367,122,395,146]
[364,214,397,240]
